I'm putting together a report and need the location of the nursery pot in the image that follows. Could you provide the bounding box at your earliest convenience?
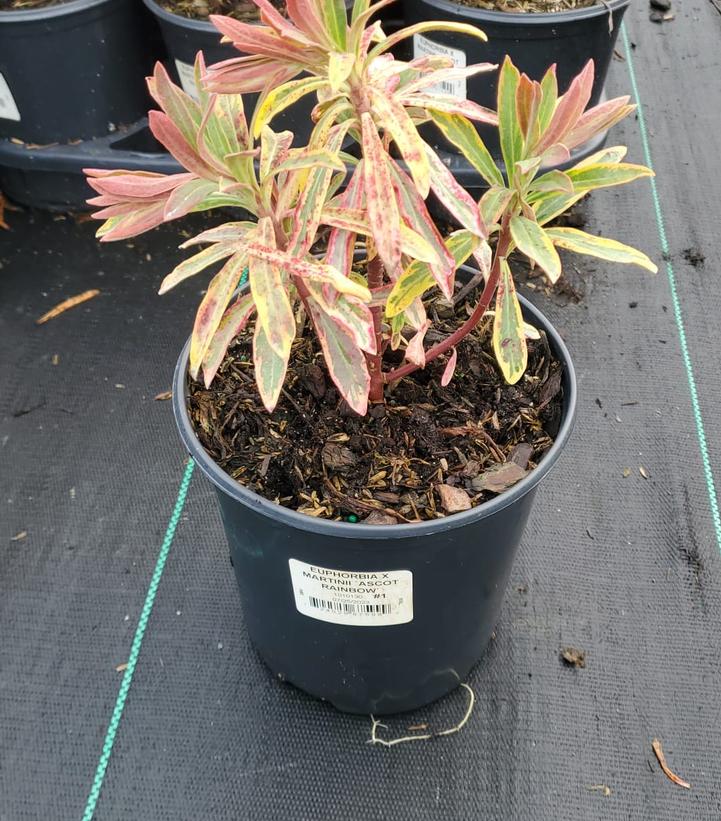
[142,0,341,145]
[172,277,577,714]
[0,0,159,143]
[403,0,629,161]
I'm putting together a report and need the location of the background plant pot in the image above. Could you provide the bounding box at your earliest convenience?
[172,279,577,714]
[142,0,342,145]
[0,0,161,143]
[0,119,182,211]
[403,0,629,161]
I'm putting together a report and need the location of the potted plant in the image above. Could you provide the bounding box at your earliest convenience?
[402,0,629,171]
[0,0,158,144]
[84,0,655,714]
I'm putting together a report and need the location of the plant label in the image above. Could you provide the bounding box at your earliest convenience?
[174,60,201,103]
[288,559,413,626]
[412,35,467,99]
[0,73,20,122]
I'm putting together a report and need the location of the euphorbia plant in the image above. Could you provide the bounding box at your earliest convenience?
[85,0,655,421]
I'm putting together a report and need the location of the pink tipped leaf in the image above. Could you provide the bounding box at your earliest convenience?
[253,320,291,413]
[201,293,256,386]
[440,348,458,387]
[360,113,402,276]
[189,252,248,378]
[248,218,297,359]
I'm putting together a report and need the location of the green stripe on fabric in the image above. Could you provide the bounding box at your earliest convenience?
[622,24,721,553]
[82,459,196,821]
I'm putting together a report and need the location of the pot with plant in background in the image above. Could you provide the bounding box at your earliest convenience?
[142,0,351,144]
[0,0,159,144]
[84,0,656,715]
[402,0,629,173]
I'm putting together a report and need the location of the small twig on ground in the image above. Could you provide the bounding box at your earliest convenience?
[367,683,475,747]
[652,738,691,789]
[36,289,101,325]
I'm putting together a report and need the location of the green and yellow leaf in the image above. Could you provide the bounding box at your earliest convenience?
[429,111,503,188]
[545,227,657,272]
[509,215,562,283]
[492,258,527,384]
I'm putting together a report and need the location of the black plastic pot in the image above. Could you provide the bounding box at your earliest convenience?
[0,0,160,144]
[142,0,333,144]
[172,276,577,714]
[0,119,181,211]
[403,0,629,160]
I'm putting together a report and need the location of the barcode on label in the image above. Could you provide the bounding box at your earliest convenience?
[412,34,467,100]
[307,596,393,615]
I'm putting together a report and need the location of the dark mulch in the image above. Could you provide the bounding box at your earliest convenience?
[188,290,564,523]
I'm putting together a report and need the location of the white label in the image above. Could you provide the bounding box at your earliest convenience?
[0,73,21,122]
[174,59,200,102]
[288,559,413,627]
[413,34,467,100]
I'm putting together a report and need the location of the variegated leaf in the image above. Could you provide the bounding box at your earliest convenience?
[249,218,296,359]
[498,57,523,183]
[189,252,248,378]
[429,111,503,188]
[426,146,486,246]
[493,258,527,384]
[566,162,654,192]
[386,229,479,316]
[306,303,370,415]
[252,76,328,138]
[201,293,256,386]
[509,215,562,283]
[159,243,237,294]
[545,227,657,272]
[253,320,290,413]
[369,88,430,197]
[361,113,401,275]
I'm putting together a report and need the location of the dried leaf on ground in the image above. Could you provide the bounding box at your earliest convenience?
[10,531,27,542]
[560,647,586,668]
[154,391,173,401]
[36,290,100,325]
[115,663,128,673]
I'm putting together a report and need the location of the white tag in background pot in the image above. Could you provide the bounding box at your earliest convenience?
[174,60,201,103]
[412,34,467,100]
[288,559,413,626]
[0,73,21,122]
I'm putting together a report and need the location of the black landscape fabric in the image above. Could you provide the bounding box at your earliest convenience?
[2,4,721,819]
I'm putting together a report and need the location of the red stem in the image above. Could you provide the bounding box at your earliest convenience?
[366,255,385,403]
[384,214,513,385]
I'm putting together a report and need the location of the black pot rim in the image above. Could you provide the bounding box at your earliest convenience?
[415,0,629,25]
[172,277,577,541]
[0,0,114,22]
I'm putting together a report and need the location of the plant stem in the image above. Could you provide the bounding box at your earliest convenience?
[366,254,385,403]
[384,213,512,385]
